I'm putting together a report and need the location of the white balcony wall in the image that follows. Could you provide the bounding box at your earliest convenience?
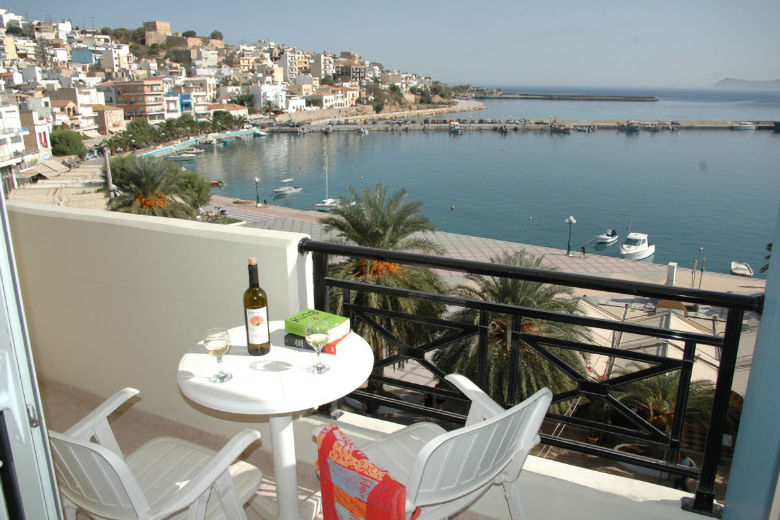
[7,201,312,438]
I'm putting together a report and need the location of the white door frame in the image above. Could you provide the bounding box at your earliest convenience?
[0,195,60,519]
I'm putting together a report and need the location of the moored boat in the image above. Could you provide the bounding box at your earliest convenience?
[449,121,462,135]
[730,261,754,277]
[731,121,756,130]
[273,185,303,194]
[619,232,656,260]
[595,228,619,244]
[209,180,224,188]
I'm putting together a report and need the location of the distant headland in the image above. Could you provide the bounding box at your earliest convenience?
[712,78,780,90]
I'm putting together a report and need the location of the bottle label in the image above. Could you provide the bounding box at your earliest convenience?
[246,307,269,344]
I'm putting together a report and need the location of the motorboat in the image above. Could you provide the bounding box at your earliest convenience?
[273,185,302,194]
[209,180,224,188]
[730,261,754,277]
[253,130,268,137]
[449,121,462,135]
[619,232,656,260]
[731,122,756,131]
[595,228,619,244]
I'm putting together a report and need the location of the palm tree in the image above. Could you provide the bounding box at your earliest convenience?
[613,368,741,440]
[434,250,589,406]
[320,184,447,372]
[107,156,201,219]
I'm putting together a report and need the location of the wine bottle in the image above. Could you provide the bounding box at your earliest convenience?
[244,257,270,355]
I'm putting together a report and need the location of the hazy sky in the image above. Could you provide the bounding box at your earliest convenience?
[7,0,779,88]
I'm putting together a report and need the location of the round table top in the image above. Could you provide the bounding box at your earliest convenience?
[177,320,374,415]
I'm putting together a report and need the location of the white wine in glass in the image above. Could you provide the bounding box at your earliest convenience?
[305,318,330,374]
[203,328,232,383]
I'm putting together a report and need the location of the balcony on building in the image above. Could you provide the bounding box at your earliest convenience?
[6,200,776,519]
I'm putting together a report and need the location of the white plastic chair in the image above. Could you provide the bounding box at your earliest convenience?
[48,387,263,520]
[359,374,552,520]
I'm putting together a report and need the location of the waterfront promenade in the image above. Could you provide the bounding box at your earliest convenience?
[208,195,766,298]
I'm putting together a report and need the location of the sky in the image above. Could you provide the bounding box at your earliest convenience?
[6,0,780,89]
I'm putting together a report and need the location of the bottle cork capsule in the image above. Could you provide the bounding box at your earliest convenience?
[248,257,257,265]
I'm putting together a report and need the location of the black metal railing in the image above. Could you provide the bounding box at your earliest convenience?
[299,238,764,517]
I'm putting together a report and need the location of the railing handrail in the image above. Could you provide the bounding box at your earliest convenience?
[299,238,764,313]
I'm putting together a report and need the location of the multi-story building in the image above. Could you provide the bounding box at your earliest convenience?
[334,59,368,85]
[316,85,359,109]
[19,107,51,158]
[248,82,286,112]
[0,35,17,63]
[0,96,30,192]
[310,53,334,79]
[112,79,165,121]
[91,105,126,135]
[279,48,305,82]
[180,76,217,103]
[102,45,132,74]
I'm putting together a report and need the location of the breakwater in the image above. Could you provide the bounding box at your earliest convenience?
[474,93,659,102]
[270,118,775,133]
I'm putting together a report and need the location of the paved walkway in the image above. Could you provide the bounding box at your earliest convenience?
[209,196,765,297]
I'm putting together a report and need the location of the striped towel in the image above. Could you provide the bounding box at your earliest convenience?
[316,424,407,520]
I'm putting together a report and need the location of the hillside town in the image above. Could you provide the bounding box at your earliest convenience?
[0,8,461,193]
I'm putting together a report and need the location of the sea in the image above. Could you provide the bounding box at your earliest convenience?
[192,87,780,277]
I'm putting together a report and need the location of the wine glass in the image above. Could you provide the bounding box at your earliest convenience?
[203,327,232,383]
[305,318,330,374]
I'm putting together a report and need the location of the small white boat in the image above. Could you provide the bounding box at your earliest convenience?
[273,185,302,194]
[731,122,756,130]
[620,232,656,260]
[730,261,754,277]
[596,228,619,244]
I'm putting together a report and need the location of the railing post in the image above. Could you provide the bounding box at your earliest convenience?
[312,251,329,312]
[507,314,521,406]
[667,339,696,465]
[477,309,489,391]
[684,309,743,517]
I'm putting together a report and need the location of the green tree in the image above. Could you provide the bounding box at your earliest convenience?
[107,156,201,219]
[209,30,223,40]
[434,251,589,406]
[4,25,23,36]
[231,93,255,109]
[388,84,404,105]
[126,117,158,149]
[179,169,212,209]
[320,184,447,370]
[182,30,197,38]
[51,128,87,159]
[320,74,335,86]
[306,95,323,108]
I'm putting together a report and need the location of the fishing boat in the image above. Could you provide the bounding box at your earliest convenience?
[168,152,197,161]
[449,121,462,135]
[730,261,754,277]
[595,228,619,244]
[273,178,302,194]
[731,122,756,130]
[619,232,656,260]
[253,130,268,137]
[209,180,224,188]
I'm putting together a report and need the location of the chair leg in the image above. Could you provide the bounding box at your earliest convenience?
[61,497,78,520]
[503,481,528,520]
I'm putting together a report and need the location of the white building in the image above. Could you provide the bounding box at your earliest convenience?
[248,82,286,112]
[0,98,29,192]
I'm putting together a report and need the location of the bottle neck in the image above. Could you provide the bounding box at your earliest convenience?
[248,264,259,287]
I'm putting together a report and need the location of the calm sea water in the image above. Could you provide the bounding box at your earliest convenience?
[194,88,780,277]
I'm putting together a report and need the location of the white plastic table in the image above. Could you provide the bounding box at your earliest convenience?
[177,320,373,520]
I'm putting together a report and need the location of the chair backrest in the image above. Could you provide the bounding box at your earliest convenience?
[49,431,149,519]
[405,387,552,516]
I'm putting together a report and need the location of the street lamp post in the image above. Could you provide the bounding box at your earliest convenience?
[254,176,261,207]
[564,215,576,256]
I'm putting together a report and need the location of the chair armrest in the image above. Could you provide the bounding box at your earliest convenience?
[64,387,140,457]
[445,374,504,425]
[143,429,261,520]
